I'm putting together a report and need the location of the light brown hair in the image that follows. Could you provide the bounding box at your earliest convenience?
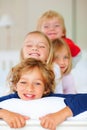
[8,58,55,96]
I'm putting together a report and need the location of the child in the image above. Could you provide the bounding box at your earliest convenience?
[0,58,87,129]
[36,10,81,67]
[20,30,53,65]
[20,30,63,93]
[52,38,77,94]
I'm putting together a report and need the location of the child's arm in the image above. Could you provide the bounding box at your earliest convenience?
[0,109,29,128]
[39,106,72,130]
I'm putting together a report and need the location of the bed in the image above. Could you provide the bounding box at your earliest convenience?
[0,119,87,130]
[0,51,19,96]
[0,96,87,130]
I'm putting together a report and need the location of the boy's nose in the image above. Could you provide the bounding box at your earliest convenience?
[26,84,34,91]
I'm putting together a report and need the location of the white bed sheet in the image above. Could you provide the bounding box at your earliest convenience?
[0,119,87,130]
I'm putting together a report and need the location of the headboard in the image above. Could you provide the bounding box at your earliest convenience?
[0,51,20,71]
[0,51,20,96]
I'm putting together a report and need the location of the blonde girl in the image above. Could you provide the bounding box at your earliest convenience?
[36,10,81,67]
[20,31,63,93]
[20,31,53,65]
[52,38,77,94]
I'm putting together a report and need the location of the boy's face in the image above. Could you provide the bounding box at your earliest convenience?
[16,67,47,100]
[22,33,50,62]
[41,18,64,40]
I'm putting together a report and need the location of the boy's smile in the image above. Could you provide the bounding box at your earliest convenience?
[16,67,46,100]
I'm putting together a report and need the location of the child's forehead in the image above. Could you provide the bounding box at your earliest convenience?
[55,45,67,51]
[20,67,45,79]
[42,17,62,25]
[43,16,60,21]
[24,33,50,46]
[55,47,69,56]
[21,66,42,73]
[25,33,46,40]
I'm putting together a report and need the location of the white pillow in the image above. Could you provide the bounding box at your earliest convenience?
[0,97,65,119]
[0,97,87,120]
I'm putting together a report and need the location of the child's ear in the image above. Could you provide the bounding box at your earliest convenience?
[43,89,50,95]
[62,33,65,37]
[13,85,17,91]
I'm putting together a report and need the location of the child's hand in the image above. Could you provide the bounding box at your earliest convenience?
[39,106,73,130]
[0,109,29,128]
[39,113,57,130]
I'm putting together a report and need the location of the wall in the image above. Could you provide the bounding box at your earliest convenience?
[0,0,86,50]
[75,0,87,49]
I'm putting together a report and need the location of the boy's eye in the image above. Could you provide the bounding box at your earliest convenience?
[33,82,42,86]
[19,81,27,84]
[35,82,41,85]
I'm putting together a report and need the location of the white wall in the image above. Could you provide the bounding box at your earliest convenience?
[0,0,87,50]
[75,0,87,49]
[27,0,73,37]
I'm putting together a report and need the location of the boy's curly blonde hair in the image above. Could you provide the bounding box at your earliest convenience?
[8,58,55,96]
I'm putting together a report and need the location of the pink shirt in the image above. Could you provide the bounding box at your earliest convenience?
[62,73,77,94]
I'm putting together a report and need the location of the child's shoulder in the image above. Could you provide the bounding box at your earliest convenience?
[63,37,75,44]
[63,37,81,57]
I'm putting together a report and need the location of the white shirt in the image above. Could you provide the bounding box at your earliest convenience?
[53,63,63,93]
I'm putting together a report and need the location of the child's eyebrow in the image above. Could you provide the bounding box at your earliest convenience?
[38,41,47,44]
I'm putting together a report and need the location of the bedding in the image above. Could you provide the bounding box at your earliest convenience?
[0,97,87,120]
[71,50,87,93]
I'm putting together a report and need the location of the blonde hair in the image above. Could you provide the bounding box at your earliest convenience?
[20,31,53,65]
[37,10,66,36]
[8,58,55,96]
[52,38,72,75]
